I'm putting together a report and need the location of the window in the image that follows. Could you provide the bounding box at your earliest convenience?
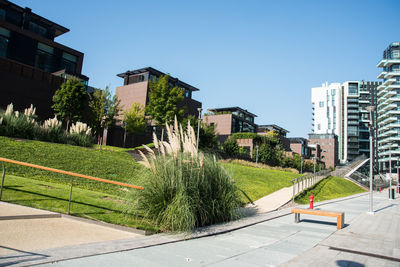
[348,83,358,95]
[319,101,324,107]
[61,52,77,73]
[318,124,321,130]
[35,42,54,72]
[332,99,335,106]
[331,89,336,96]
[29,21,47,37]
[0,8,5,20]
[184,90,191,98]
[0,26,10,58]
[392,50,400,59]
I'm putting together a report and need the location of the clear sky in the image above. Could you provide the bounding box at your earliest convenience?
[12,0,400,138]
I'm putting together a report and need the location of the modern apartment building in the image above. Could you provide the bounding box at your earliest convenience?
[288,137,311,158]
[108,67,202,147]
[202,107,257,143]
[376,42,400,172]
[116,67,201,117]
[0,0,87,119]
[311,81,380,164]
[308,133,338,168]
[257,124,290,151]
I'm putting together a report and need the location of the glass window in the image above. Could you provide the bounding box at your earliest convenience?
[318,124,321,130]
[29,21,47,37]
[0,8,5,20]
[0,27,10,58]
[348,83,358,95]
[392,50,400,59]
[331,89,336,95]
[35,42,54,72]
[61,52,77,73]
[319,101,324,107]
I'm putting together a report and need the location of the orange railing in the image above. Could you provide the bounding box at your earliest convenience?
[0,157,143,214]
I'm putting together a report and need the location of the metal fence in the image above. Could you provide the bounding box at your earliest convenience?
[0,157,144,214]
[291,170,331,202]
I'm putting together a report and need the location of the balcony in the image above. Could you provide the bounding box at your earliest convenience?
[384,59,400,68]
[384,71,400,79]
[383,79,396,87]
[377,71,387,79]
[377,59,386,68]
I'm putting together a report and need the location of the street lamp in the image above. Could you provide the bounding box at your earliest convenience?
[389,142,392,199]
[366,105,375,213]
[196,108,202,152]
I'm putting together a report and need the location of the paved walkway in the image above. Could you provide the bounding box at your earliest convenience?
[0,202,142,258]
[0,191,392,266]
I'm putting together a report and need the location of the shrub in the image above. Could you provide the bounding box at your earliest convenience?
[223,138,240,157]
[0,103,94,147]
[127,118,241,232]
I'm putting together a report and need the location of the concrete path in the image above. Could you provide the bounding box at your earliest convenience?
[252,186,293,213]
[22,191,397,267]
[0,202,142,258]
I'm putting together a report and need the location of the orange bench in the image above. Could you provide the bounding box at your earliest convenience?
[291,208,345,229]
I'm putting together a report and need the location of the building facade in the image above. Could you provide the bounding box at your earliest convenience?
[308,133,338,168]
[257,124,290,151]
[108,67,202,147]
[0,0,87,119]
[311,81,380,164]
[376,42,400,172]
[202,107,257,143]
[289,137,311,158]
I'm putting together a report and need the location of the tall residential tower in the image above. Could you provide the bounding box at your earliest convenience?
[376,42,400,172]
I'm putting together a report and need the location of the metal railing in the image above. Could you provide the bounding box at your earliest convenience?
[291,170,331,202]
[0,157,144,214]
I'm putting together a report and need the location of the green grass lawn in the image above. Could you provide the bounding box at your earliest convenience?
[0,174,157,231]
[295,176,367,204]
[0,136,146,195]
[221,162,301,202]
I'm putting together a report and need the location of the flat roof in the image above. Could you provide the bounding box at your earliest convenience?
[258,124,289,133]
[207,107,257,117]
[117,67,199,91]
[1,0,69,37]
[288,137,307,143]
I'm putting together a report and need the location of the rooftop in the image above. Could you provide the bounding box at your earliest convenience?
[116,67,199,92]
[207,106,257,118]
[258,124,289,134]
[0,0,69,37]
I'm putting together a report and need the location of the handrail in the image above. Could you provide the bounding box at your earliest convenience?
[0,157,144,214]
[0,157,144,190]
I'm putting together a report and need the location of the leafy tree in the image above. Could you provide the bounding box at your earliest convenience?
[223,138,240,157]
[123,103,147,146]
[52,78,87,130]
[88,86,121,143]
[146,74,186,125]
[199,122,219,151]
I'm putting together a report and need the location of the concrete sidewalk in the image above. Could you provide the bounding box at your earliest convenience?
[14,191,395,266]
[0,202,142,258]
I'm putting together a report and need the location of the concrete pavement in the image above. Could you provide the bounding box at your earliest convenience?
[25,191,398,266]
[0,202,142,258]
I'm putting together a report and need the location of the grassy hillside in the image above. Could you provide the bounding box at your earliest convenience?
[0,136,145,195]
[295,176,366,204]
[1,174,155,231]
[221,162,301,202]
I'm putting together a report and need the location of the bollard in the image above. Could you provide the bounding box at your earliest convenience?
[309,195,314,209]
[379,186,381,193]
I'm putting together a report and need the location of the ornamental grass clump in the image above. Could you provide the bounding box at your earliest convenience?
[0,103,37,139]
[128,117,242,232]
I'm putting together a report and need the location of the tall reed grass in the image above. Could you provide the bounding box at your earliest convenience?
[127,117,242,232]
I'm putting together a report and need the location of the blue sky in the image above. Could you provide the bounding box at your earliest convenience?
[13,0,400,137]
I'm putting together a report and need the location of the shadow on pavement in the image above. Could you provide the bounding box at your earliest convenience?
[336,260,364,267]
[0,246,49,266]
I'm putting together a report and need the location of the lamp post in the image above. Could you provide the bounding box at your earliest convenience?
[366,105,375,213]
[389,142,392,199]
[300,156,303,174]
[196,108,202,152]
[255,145,259,164]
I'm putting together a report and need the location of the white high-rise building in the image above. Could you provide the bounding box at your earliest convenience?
[312,81,380,164]
[376,42,400,172]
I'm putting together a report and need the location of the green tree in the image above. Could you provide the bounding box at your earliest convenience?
[199,122,219,151]
[146,75,186,125]
[52,78,87,130]
[123,103,147,146]
[88,86,121,143]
